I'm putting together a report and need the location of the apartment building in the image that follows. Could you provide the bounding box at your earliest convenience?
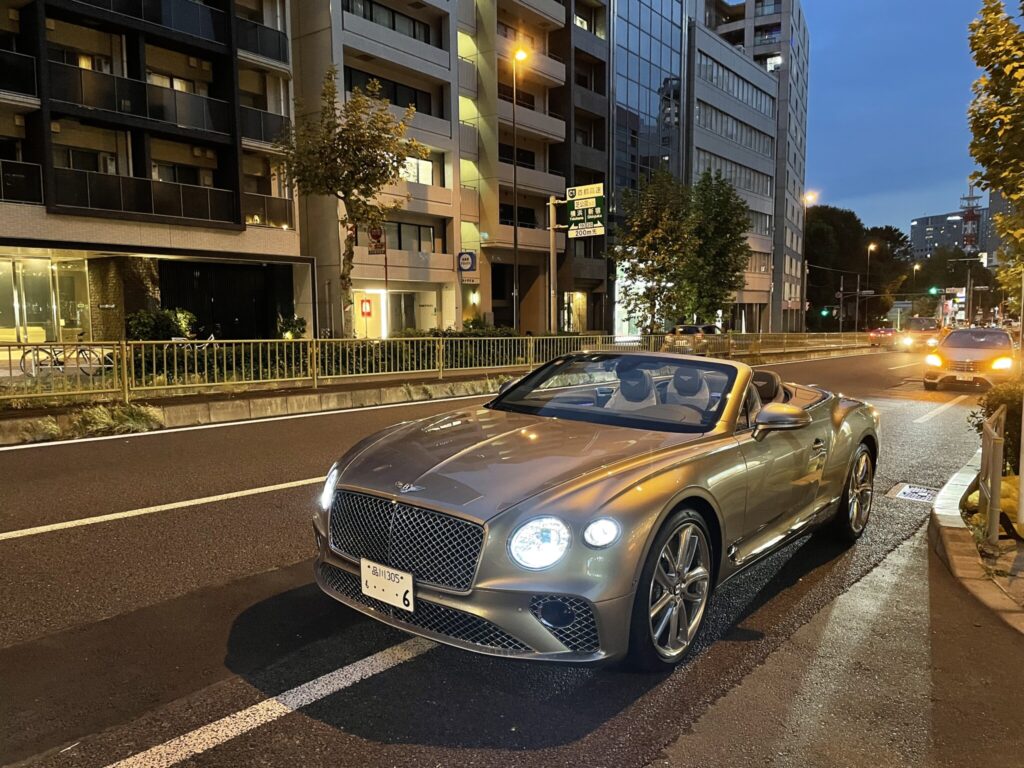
[0,0,307,343]
[707,0,810,331]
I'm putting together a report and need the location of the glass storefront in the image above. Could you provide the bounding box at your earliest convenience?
[0,257,91,343]
[352,284,443,339]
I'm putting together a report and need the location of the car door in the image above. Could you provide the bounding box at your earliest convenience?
[732,384,831,566]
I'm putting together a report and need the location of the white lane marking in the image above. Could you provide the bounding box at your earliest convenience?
[104,637,435,768]
[0,478,322,542]
[913,395,969,424]
[0,393,493,453]
[752,350,889,367]
[888,362,922,370]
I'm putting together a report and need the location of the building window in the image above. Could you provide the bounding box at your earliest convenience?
[343,0,432,46]
[696,52,775,117]
[499,204,538,228]
[498,143,536,168]
[748,211,773,236]
[53,147,117,174]
[694,101,774,158]
[497,82,535,110]
[357,221,437,252]
[496,21,535,48]
[747,252,771,273]
[151,162,210,187]
[694,149,773,197]
[344,67,436,117]
[400,156,433,185]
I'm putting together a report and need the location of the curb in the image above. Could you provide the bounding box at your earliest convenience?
[928,448,1024,634]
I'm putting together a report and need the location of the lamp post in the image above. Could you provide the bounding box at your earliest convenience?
[512,47,527,334]
[800,191,818,331]
[864,242,877,329]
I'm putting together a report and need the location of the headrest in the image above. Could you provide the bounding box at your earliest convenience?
[618,369,653,403]
[672,369,705,397]
[752,370,782,403]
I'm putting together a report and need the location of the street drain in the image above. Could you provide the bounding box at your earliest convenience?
[885,483,939,503]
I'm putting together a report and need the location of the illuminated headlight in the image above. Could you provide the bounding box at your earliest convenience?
[993,357,1014,370]
[319,464,340,512]
[583,518,621,548]
[925,354,943,368]
[509,516,570,569]
[926,337,939,347]
[901,336,914,347]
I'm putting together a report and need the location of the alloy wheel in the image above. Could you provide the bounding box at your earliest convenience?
[848,450,874,533]
[648,521,711,659]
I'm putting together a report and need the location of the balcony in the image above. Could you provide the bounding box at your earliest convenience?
[498,97,565,142]
[71,0,228,44]
[496,36,565,86]
[240,106,290,144]
[460,185,478,221]
[486,222,565,252]
[243,192,293,229]
[0,161,43,204]
[458,56,477,97]
[506,0,566,29]
[49,62,231,134]
[459,121,478,160]
[498,161,565,197]
[341,11,449,77]
[755,3,782,17]
[0,50,37,97]
[237,18,290,64]
[53,168,235,223]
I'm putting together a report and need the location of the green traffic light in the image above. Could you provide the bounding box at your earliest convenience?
[929,286,939,296]
[820,309,829,317]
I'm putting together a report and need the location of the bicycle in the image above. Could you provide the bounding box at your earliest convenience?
[19,334,115,378]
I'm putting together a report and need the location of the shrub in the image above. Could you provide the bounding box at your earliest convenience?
[278,314,307,339]
[20,416,62,443]
[127,308,196,340]
[68,403,164,438]
[970,380,1024,474]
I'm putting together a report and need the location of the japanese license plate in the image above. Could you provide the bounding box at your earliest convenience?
[956,373,974,382]
[361,558,414,612]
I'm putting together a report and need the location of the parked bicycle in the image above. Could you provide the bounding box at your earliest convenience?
[19,334,115,378]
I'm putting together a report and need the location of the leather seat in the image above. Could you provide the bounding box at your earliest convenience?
[751,370,783,403]
[665,369,711,410]
[607,369,657,411]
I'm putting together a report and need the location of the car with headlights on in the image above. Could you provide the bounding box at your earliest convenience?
[897,317,941,351]
[924,328,1017,390]
[313,352,879,670]
[869,328,897,348]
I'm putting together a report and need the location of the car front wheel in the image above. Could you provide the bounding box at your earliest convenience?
[628,509,713,671]
[829,443,875,543]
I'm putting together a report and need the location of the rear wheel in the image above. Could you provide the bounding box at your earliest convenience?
[829,444,874,543]
[628,509,713,671]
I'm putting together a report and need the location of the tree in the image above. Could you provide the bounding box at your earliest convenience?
[681,171,752,324]
[804,205,867,329]
[969,0,1024,310]
[616,171,695,333]
[276,68,425,336]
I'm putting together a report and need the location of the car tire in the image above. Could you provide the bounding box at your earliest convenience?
[627,508,714,672]
[828,443,875,544]
[924,381,938,391]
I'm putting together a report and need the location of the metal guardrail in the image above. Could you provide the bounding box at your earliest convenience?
[979,404,1007,546]
[0,333,872,405]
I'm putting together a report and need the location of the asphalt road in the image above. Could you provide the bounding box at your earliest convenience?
[0,350,1012,768]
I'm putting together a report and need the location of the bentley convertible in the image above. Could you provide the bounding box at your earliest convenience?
[313,352,879,670]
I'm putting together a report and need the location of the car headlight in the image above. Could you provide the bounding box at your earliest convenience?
[901,336,913,346]
[508,516,570,569]
[583,518,621,548]
[927,337,939,347]
[993,357,1014,370]
[319,464,340,512]
[925,354,942,368]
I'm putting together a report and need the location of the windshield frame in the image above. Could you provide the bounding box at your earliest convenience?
[487,353,740,434]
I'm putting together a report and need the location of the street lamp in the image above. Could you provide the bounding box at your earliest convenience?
[511,46,528,334]
[798,191,818,331]
[864,242,877,328]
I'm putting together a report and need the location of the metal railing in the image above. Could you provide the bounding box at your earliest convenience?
[239,106,290,143]
[242,192,294,229]
[0,333,874,405]
[53,168,235,223]
[979,404,1006,546]
[0,49,36,96]
[236,18,290,63]
[0,160,43,204]
[74,0,228,43]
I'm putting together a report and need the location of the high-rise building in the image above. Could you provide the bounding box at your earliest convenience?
[0,0,307,343]
[910,208,992,261]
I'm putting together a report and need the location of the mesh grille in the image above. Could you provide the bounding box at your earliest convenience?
[329,491,484,591]
[318,562,530,653]
[529,595,600,653]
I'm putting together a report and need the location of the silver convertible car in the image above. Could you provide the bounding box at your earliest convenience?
[313,352,879,670]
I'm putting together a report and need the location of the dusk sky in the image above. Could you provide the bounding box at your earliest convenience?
[803,0,981,231]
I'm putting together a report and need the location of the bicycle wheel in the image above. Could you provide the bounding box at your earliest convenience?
[20,347,55,378]
[77,347,110,377]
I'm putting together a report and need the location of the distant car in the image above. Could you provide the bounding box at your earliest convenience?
[868,328,897,348]
[924,328,1017,391]
[898,317,941,351]
[664,325,725,355]
[313,351,880,668]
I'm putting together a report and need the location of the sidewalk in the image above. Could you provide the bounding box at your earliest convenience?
[649,529,1024,768]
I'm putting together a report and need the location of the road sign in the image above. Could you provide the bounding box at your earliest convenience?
[367,224,385,256]
[860,290,875,296]
[973,285,990,291]
[835,291,843,299]
[360,299,373,318]
[566,183,605,239]
[457,251,476,271]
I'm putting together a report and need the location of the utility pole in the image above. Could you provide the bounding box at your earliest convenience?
[839,274,844,333]
[854,274,860,332]
[548,195,558,333]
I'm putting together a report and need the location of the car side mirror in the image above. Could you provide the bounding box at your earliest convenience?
[752,403,811,441]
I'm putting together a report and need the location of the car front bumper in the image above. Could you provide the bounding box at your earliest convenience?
[313,524,633,663]
[924,368,1015,387]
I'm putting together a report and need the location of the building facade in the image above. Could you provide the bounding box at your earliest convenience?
[0,0,308,344]
[910,208,993,261]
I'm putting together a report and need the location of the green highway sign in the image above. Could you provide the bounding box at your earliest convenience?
[566,183,605,239]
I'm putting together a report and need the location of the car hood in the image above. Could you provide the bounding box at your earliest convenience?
[336,406,706,523]
[940,346,1012,362]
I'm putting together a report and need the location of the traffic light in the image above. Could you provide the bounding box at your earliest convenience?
[929,286,939,296]
[820,308,829,317]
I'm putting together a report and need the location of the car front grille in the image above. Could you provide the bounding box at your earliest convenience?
[329,490,484,592]
[317,562,531,654]
[529,594,600,653]
[948,360,981,372]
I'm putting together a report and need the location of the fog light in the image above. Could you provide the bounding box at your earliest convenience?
[583,518,621,548]
[539,599,576,629]
[925,354,942,368]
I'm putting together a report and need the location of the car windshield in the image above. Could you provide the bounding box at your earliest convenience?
[942,329,1012,349]
[906,318,939,332]
[489,353,737,433]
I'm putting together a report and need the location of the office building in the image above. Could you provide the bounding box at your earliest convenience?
[0,0,307,343]
[910,208,993,261]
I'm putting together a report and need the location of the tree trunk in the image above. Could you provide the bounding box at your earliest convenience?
[340,229,356,338]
